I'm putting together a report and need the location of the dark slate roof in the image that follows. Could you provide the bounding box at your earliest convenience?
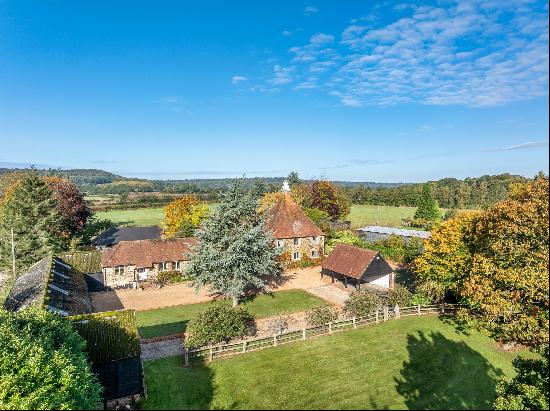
[4,256,51,312]
[92,226,163,247]
[46,257,93,316]
[4,255,92,316]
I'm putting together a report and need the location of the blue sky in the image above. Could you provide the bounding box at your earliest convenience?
[0,0,548,182]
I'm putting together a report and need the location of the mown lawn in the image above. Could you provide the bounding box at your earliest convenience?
[141,316,531,410]
[137,290,326,339]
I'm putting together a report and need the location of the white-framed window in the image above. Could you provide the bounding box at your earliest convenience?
[115,266,125,276]
[313,236,319,244]
[292,251,301,261]
[158,262,168,272]
[293,238,300,246]
[276,239,284,248]
[311,249,318,258]
[173,261,181,270]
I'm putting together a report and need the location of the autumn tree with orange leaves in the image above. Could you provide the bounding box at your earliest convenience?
[164,195,208,238]
[415,175,549,348]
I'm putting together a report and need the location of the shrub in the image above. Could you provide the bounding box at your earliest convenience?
[387,284,412,307]
[305,305,339,326]
[264,315,289,336]
[343,290,381,318]
[325,230,366,254]
[411,293,432,306]
[185,304,254,348]
[156,270,188,286]
[415,280,446,303]
[494,346,549,410]
[0,307,102,410]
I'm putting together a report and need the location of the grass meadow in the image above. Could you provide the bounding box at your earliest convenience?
[141,315,531,410]
[97,204,420,229]
[137,289,326,339]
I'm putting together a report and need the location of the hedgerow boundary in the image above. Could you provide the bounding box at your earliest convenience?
[184,303,459,366]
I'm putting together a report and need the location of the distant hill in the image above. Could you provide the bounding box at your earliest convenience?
[0,167,533,209]
[0,168,402,193]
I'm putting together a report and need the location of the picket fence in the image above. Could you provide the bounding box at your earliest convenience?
[183,303,459,366]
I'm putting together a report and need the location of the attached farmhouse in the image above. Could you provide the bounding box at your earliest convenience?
[321,243,395,290]
[100,238,197,288]
[265,182,324,263]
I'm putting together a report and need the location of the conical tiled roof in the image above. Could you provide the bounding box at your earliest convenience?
[265,194,323,239]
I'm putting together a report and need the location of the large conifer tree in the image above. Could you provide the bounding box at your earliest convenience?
[0,171,65,273]
[414,183,441,221]
[186,180,281,306]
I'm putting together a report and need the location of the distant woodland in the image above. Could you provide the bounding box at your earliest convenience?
[0,168,531,209]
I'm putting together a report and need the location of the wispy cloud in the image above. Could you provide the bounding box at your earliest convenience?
[282,30,293,36]
[486,141,549,152]
[264,0,549,108]
[231,75,248,84]
[269,65,293,85]
[158,96,193,114]
[304,6,318,16]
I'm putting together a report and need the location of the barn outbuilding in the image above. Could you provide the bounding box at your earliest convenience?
[321,243,395,290]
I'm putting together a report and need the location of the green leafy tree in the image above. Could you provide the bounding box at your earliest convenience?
[185,305,254,348]
[186,180,281,306]
[305,305,339,326]
[494,346,549,410]
[0,307,102,409]
[414,183,441,221]
[287,171,300,188]
[387,284,412,307]
[304,207,332,235]
[0,170,65,273]
[343,290,381,318]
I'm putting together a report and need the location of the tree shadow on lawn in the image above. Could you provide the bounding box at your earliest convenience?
[395,331,504,410]
[139,321,189,339]
[143,359,215,410]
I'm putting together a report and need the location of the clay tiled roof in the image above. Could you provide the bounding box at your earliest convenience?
[322,243,380,280]
[265,194,323,239]
[101,238,197,268]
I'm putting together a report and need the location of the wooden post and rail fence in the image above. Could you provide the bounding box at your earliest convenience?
[183,303,459,367]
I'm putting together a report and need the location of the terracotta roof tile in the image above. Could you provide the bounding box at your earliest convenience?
[321,243,380,280]
[101,238,197,268]
[265,194,323,239]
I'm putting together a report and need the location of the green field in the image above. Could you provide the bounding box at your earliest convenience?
[137,290,326,339]
[97,207,166,226]
[347,204,418,228]
[141,315,531,410]
[96,204,420,228]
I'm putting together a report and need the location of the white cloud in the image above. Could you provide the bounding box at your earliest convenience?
[486,141,549,151]
[231,75,248,84]
[264,0,549,108]
[310,33,334,45]
[282,30,293,36]
[269,65,293,85]
[304,6,318,16]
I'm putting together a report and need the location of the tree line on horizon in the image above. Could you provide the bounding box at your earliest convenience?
[0,167,532,210]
